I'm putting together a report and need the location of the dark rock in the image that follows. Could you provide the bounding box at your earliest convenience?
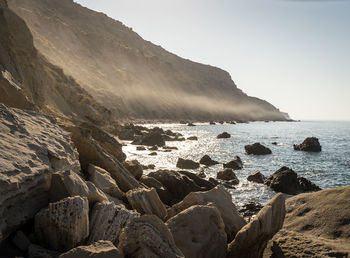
[217,169,239,184]
[178,171,215,190]
[180,120,187,124]
[229,121,236,124]
[136,146,146,151]
[239,202,264,221]
[187,122,196,126]
[163,146,178,150]
[122,160,143,180]
[148,145,158,151]
[199,155,219,166]
[219,121,224,124]
[223,156,243,170]
[209,121,216,125]
[294,137,322,152]
[176,158,200,169]
[149,152,157,156]
[187,136,198,140]
[245,143,272,155]
[132,132,165,147]
[217,132,231,139]
[298,176,321,192]
[247,171,266,184]
[272,142,278,145]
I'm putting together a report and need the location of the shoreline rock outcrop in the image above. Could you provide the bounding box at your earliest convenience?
[199,155,219,166]
[176,158,200,169]
[245,143,272,155]
[294,137,322,152]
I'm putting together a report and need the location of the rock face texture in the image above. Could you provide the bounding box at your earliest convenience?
[245,143,272,155]
[266,186,350,257]
[167,186,246,241]
[88,202,139,246]
[166,205,227,258]
[294,137,322,152]
[176,158,200,169]
[247,171,266,184]
[0,104,80,243]
[8,0,287,122]
[35,196,89,252]
[122,160,143,180]
[217,169,239,184]
[126,188,167,220]
[265,166,321,195]
[227,193,286,258]
[59,240,122,258]
[118,215,184,258]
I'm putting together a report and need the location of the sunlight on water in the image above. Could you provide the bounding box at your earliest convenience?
[123,121,350,206]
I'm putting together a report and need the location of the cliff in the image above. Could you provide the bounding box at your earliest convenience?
[8,0,287,121]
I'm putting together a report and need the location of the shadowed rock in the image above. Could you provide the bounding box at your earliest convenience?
[176,158,200,169]
[132,131,165,147]
[247,171,266,184]
[223,156,243,170]
[217,169,239,185]
[122,160,143,180]
[199,155,219,166]
[217,132,231,138]
[294,137,322,152]
[245,143,272,155]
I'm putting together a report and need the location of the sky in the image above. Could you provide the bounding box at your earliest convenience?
[75,0,350,120]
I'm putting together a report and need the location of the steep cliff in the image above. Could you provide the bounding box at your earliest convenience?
[8,0,287,121]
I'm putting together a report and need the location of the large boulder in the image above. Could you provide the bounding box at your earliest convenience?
[294,137,322,152]
[265,166,321,195]
[88,202,139,246]
[0,105,80,243]
[148,170,204,205]
[247,171,266,184]
[227,193,286,258]
[176,158,200,169]
[49,170,108,205]
[126,188,167,220]
[131,131,165,147]
[217,132,231,138]
[223,156,243,170]
[87,164,125,200]
[178,170,215,190]
[35,196,89,251]
[59,240,122,258]
[118,215,184,258]
[199,155,219,166]
[122,160,143,180]
[245,143,272,155]
[167,185,246,241]
[217,169,239,184]
[166,205,227,258]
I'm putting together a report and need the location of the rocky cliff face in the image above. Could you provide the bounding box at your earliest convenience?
[8,0,287,121]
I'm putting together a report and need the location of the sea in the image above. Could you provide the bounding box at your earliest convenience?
[122,121,350,207]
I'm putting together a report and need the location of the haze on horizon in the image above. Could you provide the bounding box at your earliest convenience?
[75,0,350,121]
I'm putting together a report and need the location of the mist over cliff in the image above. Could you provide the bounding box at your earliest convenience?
[8,0,287,122]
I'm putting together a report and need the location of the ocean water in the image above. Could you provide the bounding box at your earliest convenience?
[122,121,350,207]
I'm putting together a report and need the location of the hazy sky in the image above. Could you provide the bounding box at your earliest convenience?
[75,0,350,120]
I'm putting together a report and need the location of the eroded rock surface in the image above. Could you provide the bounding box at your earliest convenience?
[60,240,122,258]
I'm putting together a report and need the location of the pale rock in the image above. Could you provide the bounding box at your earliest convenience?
[35,196,89,251]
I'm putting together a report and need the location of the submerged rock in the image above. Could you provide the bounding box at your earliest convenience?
[187,136,198,140]
[176,158,200,169]
[166,205,227,258]
[294,137,322,152]
[199,155,219,166]
[245,143,272,155]
[247,171,266,184]
[217,132,231,138]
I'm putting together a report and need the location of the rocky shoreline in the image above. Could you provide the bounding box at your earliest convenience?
[0,104,348,258]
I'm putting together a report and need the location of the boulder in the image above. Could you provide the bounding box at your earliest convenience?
[148,170,204,205]
[199,155,219,166]
[88,202,139,245]
[163,146,178,150]
[187,136,198,140]
[239,202,263,221]
[139,175,172,204]
[209,121,216,125]
[122,160,143,180]
[49,170,108,205]
[166,205,227,258]
[178,170,215,190]
[136,146,146,151]
[217,132,231,138]
[28,244,60,258]
[247,171,266,184]
[87,164,125,200]
[60,240,122,258]
[131,131,165,147]
[217,169,239,185]
[126,188,167,220]
[35,196,89,251]
[187,122,195,126]
[149,151,157,156]
[265,166,321,195]
[245,143,272,155]
[167,185,246,241]
[118,215,184,258]
[223,156,243,170]
[148,145,158,151]
[294,137,322,152]
[227,193,286,258]
[0,105,80,243]
[176,158,200,169]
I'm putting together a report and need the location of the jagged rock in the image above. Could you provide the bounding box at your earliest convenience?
[122,160,143,180]
[167,186,246,241]
[199,155,219,166]
[12,230,31,251]
[217,132,231,138]
[247,171,266,184]
[176,158,200,169]
[118,215,184,258]
[131,131,165,147]
[239,202,264,221]
[60,241,122,258]
[148,170,204,205]
[245,143,272,155]
[139,175,172,204]
[35,196,89,251]
[227,193,286,258]
[28,244,60,258]
[49,170,108,204]
[223,156,243,170]
[187,136,198,140]
[294,137,322,152]
[64,125,142,192]
[0,105,80,243]
[88,202,139,246]
[126,188,167,220]
[217,169,239,184]
[166,205,227,258]
[87,164,125,200]
[265,166,321,195]
[178,170,215,190]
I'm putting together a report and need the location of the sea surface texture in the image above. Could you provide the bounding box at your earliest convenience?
[123,121,350,206]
